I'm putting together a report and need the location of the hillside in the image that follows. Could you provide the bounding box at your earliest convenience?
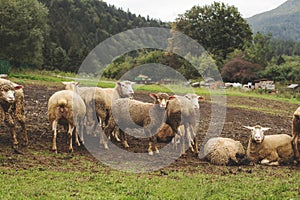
[247,0,300,41]
[37,0,166,72]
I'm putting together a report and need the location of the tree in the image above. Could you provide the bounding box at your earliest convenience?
[221,55,262,83]
[173,2,252,67]
[243,32,273,67]
[0,0,48,66]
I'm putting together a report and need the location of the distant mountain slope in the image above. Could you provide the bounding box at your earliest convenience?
[37,0,166,72]
[247,0,300,41]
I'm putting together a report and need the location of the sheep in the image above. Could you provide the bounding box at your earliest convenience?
[62,81,134,145]
[0,78,27,150]
[104,92,169,155]
[292,106,300,162]
[164,95,199,155]
[184,93,205,109]
[156,94,203,150]
[244,125,294,165]
[157,123,182,150]
[48,90,86,153]
[203,137,246,165]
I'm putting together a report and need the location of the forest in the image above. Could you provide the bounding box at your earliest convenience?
[1,0,300,83]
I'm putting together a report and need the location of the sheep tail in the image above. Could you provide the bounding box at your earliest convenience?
[57,99,69,113]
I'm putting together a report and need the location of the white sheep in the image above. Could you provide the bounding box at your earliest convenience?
[62,81,134,146]
[203,137,246,165]
[244,125,294,165]
[292,106,300,162]
[0,78,27,149]
[104,92,170,155]
[48,90,86,153]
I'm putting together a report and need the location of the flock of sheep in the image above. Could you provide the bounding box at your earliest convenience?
[0,77,300,167]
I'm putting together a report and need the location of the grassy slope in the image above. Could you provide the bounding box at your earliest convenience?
[0,163,298,199]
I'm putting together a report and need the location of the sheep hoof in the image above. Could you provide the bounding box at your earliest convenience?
[104,144,109,150]
[155,149,160,154]
[13,144,19,150]
[123,142,129,148]
[148,151,154,156]
[260,159,270,165]
[269,161,279,166]
[69,148,73,153]
[52,149,58,154]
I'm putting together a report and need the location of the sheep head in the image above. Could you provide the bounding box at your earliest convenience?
[116,81,134,98]
[244,125,270,144]
[184,93,204,109]
[149,92,169,108]
[62,81,80,91]
[0,82,23,104]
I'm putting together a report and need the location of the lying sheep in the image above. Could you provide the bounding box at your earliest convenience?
[105,93,169,155]
[203,137,246,165]
[244,125,294,165]
[165,95,199,155]
[292,106,300,162]
[48,90,86,153]
[0,78,27,149]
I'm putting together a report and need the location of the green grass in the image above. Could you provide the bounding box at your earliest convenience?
[0,165,298,199]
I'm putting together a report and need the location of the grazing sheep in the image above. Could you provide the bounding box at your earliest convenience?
[203,137,246,165]
[165,95,199,155]
[0,78,27,149]
[157,123,182,150]
[292,106,300,162]
[244,125,294,165]
[104,93,169,155]
[48,90,86,153]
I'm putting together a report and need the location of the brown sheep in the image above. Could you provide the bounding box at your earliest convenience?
[0,78,27,149]
[244,125,294,165]
[104,93,169,155]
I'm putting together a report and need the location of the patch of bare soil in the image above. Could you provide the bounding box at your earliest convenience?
[0,83,299,174]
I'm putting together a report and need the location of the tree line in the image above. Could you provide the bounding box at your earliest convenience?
[1,0,299,83]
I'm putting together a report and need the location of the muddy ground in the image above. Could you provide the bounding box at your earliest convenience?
[0,83,299,174]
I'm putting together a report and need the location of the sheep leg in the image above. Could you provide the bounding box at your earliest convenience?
[120,129,129,148]
[189,125,198,154]
[4,112,18,149]
[52,120,58,153]
[113,128,121,142]
[78,120,84,145]
[68,124,75,153]
[148,141,153,156]
[292,134,300,161]
[15,114,28,146]
[185,125,194,152]
[74,127,81,147]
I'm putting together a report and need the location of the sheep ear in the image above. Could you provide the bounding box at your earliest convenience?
[149,93,157,99]
[75,82,80,86]
[14,85,23,90]
[198,96,205,101]
[169,95,176,100]
[243,126,254,130]
[262,127,271,131]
